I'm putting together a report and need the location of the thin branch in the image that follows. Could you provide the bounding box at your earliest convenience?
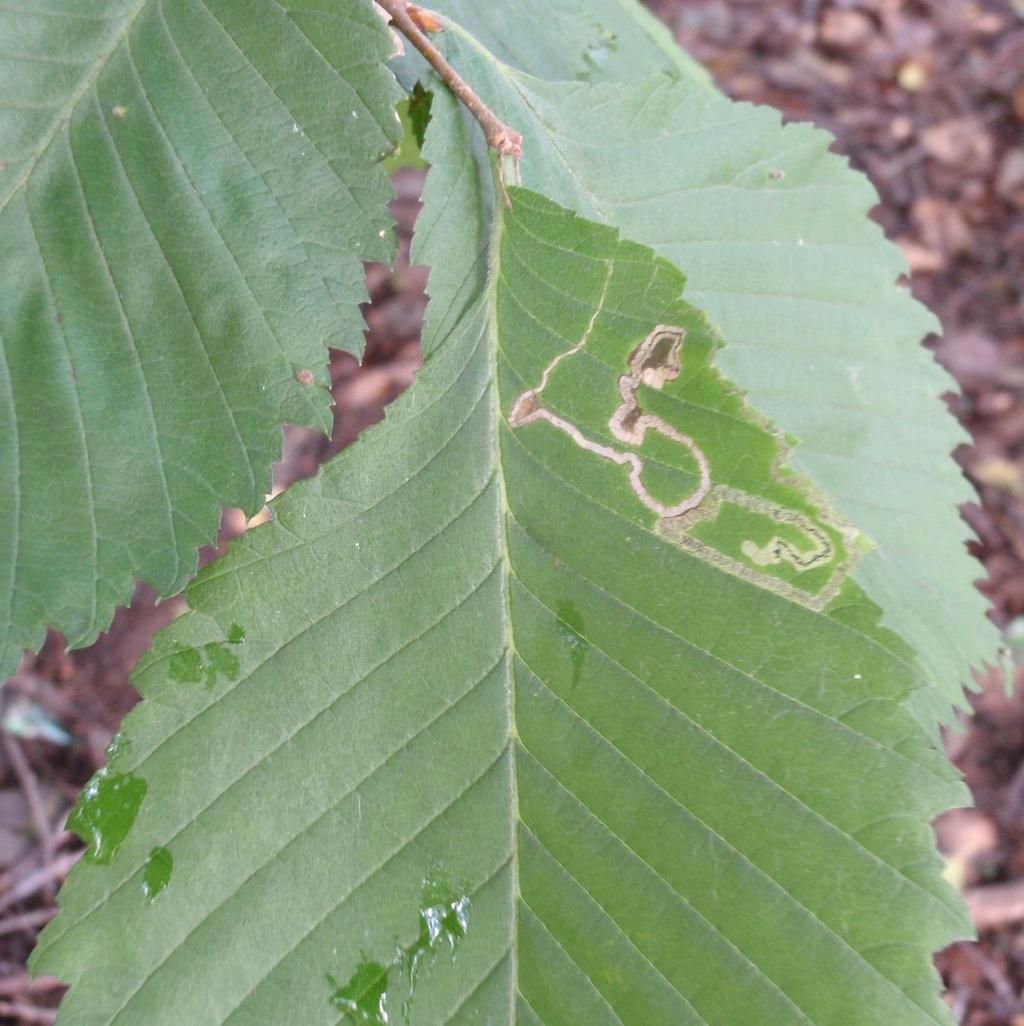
[0,851,80,916]
[0,1002,58,1024]
[966,878,1024,931]
[0,906,57,938]
[1,733,56,900]
[0,974,64,998]
[374,0,522,162]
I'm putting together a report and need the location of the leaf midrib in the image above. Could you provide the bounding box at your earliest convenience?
[0,0,148,214]
[488,188,521,1026]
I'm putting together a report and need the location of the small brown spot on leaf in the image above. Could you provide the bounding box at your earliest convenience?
[409,4,443,33]
[111,105,128,119]
[508,392,539,425]
[770,168,785,180]
[295,368,315,387]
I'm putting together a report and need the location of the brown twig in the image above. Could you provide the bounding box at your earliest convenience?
[0,907,56,938]
[1,734,56,901]
[374,0,522,198]
[0,852,79,916]
[0,1002,57,1024]
[0,974,63,998]
[965,878,1024,932]
[959,941,1017,1005]
[0,852,42,902]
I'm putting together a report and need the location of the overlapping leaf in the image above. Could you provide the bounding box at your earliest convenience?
[34,180,967,1024]
[408,10,995,721]
[0,0,401,675]
[420,0,713,86]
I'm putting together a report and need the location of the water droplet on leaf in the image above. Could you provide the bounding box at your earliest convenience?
[168,647,202,684]
[326,863,471,1023]
[168,643,239,690]
[68,769,147,865]
[143,846,173,902]
[105,728,132,761]
[557,601,587,691]
[328,961,390,1024]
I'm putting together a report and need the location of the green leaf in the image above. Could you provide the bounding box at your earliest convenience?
[33,186,967,1025]
[403,0,604,80]
[397,17,995,720]
[0,0,402,675]
[413,0,711,86]
[553,0,716,87]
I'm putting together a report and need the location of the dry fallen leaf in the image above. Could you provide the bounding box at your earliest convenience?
[896,237,946,273]
[819,10,874,49]
[996,149,1024,203]
[911,195,975,255]
[972,456,1024,497]
[921,115,995,170]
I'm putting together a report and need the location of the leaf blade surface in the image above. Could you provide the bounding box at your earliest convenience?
[407,15,994,719]
[33,184,967,1026]
[0,0,402,673]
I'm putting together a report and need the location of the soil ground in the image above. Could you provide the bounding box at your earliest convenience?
[0,3,1021,1022]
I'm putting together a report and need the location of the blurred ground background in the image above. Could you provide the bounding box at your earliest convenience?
[0,1,1021,1023]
